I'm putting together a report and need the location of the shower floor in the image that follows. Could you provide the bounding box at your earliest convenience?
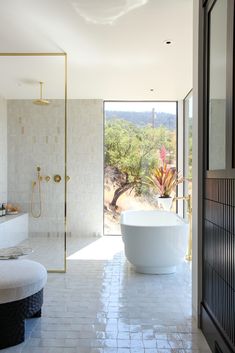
[20,234,106,270]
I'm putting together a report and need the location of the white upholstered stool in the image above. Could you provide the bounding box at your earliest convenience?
[0,259,47,349]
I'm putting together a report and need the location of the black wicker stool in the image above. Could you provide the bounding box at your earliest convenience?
[0,259,47,349]
[0,289,43,349]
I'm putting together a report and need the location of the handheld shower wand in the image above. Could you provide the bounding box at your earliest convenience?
[31,166,42,218]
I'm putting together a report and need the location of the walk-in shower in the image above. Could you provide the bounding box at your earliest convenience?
[0,53,67,272]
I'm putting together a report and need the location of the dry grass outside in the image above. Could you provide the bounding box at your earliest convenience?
[104,182,178,235]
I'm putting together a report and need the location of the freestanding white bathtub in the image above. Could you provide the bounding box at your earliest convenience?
[121,210,189,274]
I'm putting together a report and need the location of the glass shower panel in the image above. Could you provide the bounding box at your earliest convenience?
[0,54,66,271]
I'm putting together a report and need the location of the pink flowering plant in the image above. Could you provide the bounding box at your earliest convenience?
[147,146,183,198]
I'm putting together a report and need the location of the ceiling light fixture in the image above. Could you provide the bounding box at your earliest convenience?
[72,0,149,25]
[163,40,172,45]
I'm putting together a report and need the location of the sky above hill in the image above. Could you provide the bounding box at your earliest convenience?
[105,101,177,115]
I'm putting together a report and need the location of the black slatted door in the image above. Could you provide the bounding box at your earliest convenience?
[200,1,235,352]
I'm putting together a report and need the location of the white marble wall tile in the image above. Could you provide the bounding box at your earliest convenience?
[67,99,103,237]
[7,99,65,235]
[7,99,103,239]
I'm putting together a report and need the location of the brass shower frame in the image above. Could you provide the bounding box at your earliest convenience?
[0,53,68,273]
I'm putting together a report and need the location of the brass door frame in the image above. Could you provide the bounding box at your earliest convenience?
[0,52,68,273]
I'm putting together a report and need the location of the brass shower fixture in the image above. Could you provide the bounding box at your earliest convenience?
[54,175,62,183]
[173,194,192,261]
[31,166,42,218]
[33,81,50,105]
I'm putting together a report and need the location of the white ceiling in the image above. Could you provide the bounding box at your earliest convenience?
[0,0,193,100]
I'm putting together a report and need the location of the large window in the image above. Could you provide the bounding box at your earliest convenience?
[104,101,177,235]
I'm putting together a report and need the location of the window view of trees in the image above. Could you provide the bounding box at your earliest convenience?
[104,102,177,234]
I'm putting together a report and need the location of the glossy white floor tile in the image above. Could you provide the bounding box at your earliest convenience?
[2,237,211,353]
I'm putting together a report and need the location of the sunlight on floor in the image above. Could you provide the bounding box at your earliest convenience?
[67,236,124,260]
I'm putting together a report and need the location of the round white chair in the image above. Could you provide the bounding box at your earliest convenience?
[0,259,47,349]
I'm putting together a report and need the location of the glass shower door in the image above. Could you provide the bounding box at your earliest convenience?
[0,53,67,272]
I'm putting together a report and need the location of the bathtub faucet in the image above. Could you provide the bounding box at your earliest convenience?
[173,194,192,261]
[173,194,192,215]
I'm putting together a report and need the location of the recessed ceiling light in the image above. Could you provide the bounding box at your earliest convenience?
[164,40,173,45]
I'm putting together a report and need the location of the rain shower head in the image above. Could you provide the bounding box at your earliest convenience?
[33,81,50,105]
[33,98,50,105]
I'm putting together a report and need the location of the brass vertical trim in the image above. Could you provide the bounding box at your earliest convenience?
[64,53,68,273]
[0,53,66,56]
[0,52,67,273]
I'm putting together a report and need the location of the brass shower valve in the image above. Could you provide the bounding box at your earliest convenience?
[54,175,62,183]
[53,175,70,183]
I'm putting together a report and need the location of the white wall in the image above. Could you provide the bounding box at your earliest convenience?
[7,99,103,237]
[0,97,7,203]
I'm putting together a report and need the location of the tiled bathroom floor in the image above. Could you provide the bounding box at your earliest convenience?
[2,236,211,353]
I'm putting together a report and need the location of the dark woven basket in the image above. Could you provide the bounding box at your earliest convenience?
[0,289,43,349]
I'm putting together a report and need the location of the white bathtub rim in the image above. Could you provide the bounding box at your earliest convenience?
[120,210,188,228]
[121,223,188,230]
